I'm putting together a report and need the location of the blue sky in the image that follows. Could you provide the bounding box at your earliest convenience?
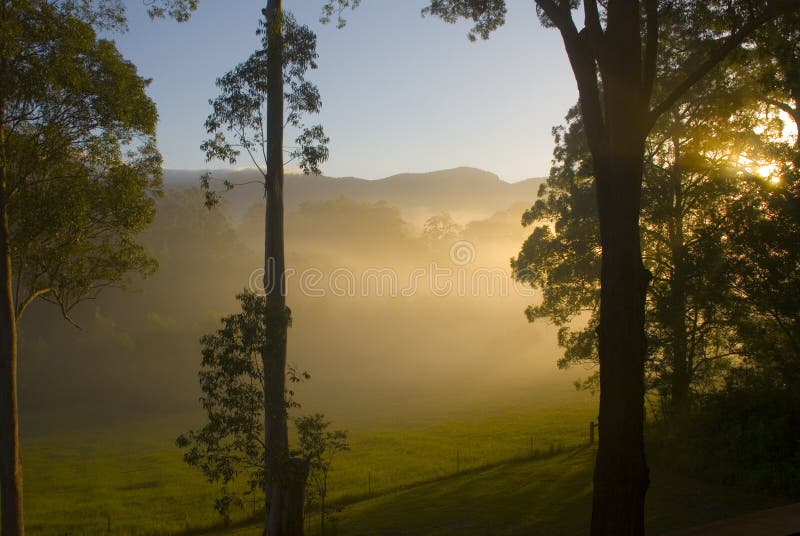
[115,0,578,182]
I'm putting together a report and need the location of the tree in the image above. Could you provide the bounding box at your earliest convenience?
[424,1,798,532]
[725,8,800,379]
[422,212,462,243]
[295,414,349,535]
[0,2,161,533]
[200,5,328,534]
[176,291,309,522]
[512,79,775,418]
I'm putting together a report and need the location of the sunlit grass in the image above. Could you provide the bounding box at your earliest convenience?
[20,391,597,535]
[20,390,788,535]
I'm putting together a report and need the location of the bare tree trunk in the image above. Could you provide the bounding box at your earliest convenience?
[591,155,651,536]
[263,2,306,534]
[589,4,650,532]
[0,102,24,536]
[668,142,690,418]
[263,0,288,533]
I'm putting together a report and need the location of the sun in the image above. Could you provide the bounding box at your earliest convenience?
[754,163,780,184]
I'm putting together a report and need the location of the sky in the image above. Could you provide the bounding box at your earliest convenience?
[115,0,578,182]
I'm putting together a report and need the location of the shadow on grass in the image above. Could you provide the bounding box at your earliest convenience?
[177,444,584,536]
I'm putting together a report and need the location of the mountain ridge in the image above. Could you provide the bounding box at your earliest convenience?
[162,166,546,223]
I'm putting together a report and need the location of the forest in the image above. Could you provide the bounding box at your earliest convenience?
[1,0,800,535]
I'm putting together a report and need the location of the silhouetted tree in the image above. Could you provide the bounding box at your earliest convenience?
[200,5,328,534]
[424,1,799,532]
[295,414,349,535]
[177,291,309,522]
[513,80,777,417]
[0,2,162,533]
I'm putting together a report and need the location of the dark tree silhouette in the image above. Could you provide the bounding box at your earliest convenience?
[200,5,328,534]
[424,1,799,533]
[0,2,161,534]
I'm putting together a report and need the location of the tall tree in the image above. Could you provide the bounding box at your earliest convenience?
[0,1,161,533]
[200,5,328,534]
[512,83,773,418]
[424,1,798,532]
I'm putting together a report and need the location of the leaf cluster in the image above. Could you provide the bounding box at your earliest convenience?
[176,290,309,520]
[201,10,329,206]
[2,0,162,323]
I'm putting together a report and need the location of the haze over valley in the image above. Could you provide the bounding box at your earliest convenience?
[19,167,577,427]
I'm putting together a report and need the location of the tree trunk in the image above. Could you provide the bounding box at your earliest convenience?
[590,155,651,536]
[285,459,308,536]
[320,490,325,535]
[263,2,305,534]
[0,105,24,536]
[583,3,651,533]
[668,144,690,418]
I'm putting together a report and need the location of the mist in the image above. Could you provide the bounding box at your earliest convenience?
[17,170,583,427]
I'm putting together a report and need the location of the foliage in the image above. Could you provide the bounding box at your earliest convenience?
[422,0,506,41]
[653,374,800,498]
[200,10,328,206]
[422,212,462,243]
[511,71,782,413]
[145,0,198,22]
[296,415,348,532]
[319,0,361,29]
[296,414,349,533]
[511,105,600,374]
[176,290,307,521]
[2,0,162,323]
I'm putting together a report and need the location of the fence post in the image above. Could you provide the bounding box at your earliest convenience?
[589,421,596,445]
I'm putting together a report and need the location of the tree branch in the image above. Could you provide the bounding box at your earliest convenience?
[15,287,51,320]
[536,0,607,157]
[762,96,799,122]
[646,5,792,131]
[642,0,658,112]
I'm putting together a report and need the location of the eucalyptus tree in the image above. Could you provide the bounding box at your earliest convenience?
[0,1,162,533]
[512,80,774,417]
[423,1,799,532]
[199,4,328,534]
[176,291,310,522]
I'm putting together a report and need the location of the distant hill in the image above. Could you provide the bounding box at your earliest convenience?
[163,167,545,223]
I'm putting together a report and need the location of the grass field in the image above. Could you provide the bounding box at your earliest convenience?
[210,445,786,536]
[18,387,789,535]
[20,387,597,535]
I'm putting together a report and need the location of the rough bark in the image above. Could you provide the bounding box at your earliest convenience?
[0,101,24,536]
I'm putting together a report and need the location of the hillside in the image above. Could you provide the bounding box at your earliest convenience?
[209,447,784,536]
[163,167,545,223]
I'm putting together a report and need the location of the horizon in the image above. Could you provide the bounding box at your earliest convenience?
[114,0,576,182]
[162,165,548,184]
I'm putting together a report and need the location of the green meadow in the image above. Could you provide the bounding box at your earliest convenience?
[20,389,599,535]
[18,387,790,535]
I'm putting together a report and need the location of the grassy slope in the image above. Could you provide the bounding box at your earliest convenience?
[23,412,223,535]
[216,448,785,536]
[20,392,787,535]
[20,391,597,535]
